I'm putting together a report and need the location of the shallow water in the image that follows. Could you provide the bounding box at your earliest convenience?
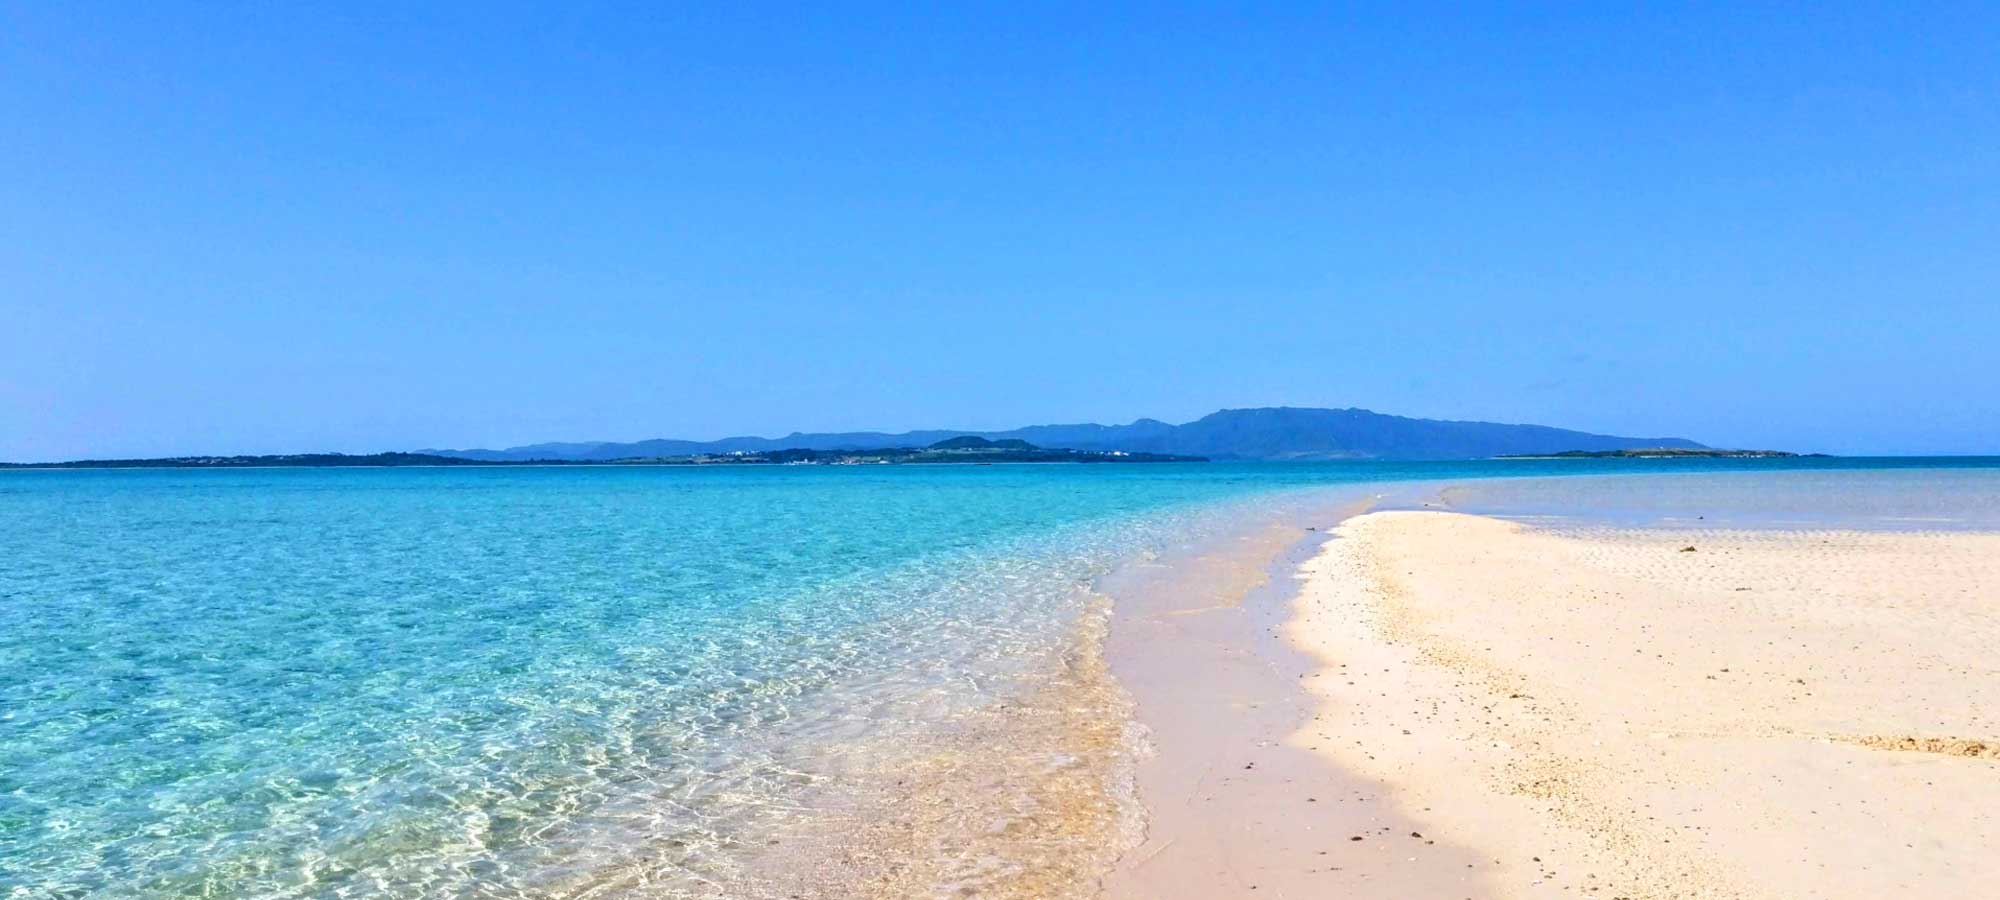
[3,458,1994,897]
[1425,464,2000,530]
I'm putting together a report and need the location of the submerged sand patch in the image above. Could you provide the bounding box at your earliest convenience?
[1291,511,2000,898]
[734,593,1146,900]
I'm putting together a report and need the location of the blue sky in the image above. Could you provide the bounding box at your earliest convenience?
[4,3,1996,460]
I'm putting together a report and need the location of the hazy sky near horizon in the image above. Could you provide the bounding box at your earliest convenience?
[4,3,1997,460]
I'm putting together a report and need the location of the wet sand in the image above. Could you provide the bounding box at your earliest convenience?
[1285,511,2000,898]
[1101,496,1500,899]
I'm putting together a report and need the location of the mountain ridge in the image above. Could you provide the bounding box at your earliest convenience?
[419,407,1705,462]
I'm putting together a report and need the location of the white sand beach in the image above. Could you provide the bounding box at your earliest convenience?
[1276,511,2000,898]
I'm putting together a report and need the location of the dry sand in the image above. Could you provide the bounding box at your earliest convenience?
[1281,511,2000,899]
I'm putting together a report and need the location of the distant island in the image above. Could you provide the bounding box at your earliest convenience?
[8,407,1725,467]
[0,438,1203,469]
[1496,448,1815,460]
[420,406,1708,463]
[0,452,501,470]
[618,436,1202,465]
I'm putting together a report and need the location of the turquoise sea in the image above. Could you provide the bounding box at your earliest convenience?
[4,458,1997,897]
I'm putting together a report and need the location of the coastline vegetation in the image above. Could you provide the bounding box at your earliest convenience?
[1495,448,1815,459]
[0,438,1204,469]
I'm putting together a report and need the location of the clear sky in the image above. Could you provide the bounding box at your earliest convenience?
[4,3,1996,460]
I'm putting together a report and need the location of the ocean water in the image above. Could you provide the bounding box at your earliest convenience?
[3,458,1995,897]
[1424,460,2000,530]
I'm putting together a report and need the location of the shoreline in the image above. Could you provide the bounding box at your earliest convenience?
[1101,482,2000,898]
[1099,487,1500,898]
